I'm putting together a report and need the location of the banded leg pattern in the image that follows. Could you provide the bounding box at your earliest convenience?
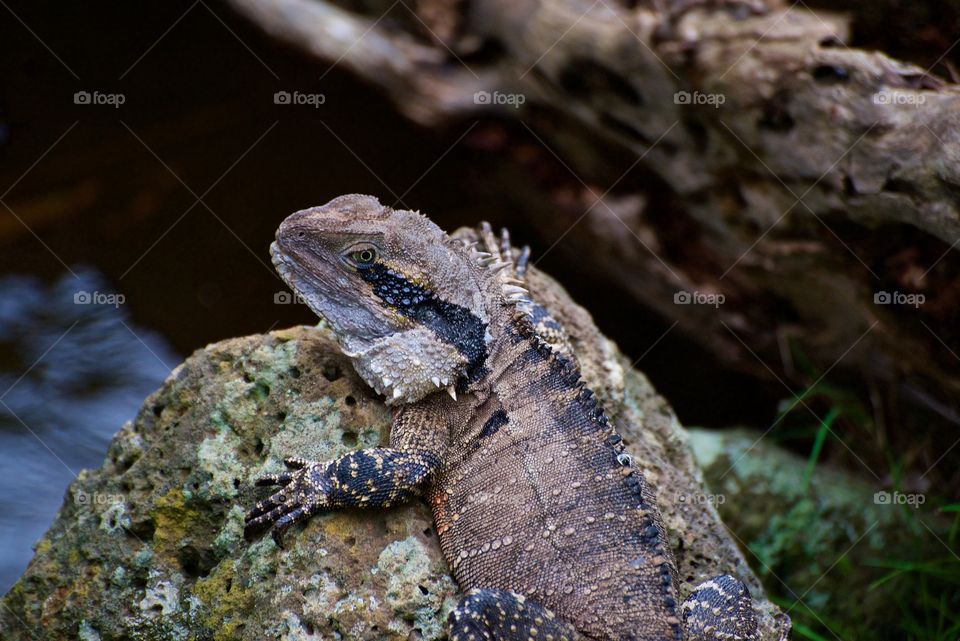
[245,447,440,546]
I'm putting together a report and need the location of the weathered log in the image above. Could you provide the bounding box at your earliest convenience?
[226,0,960,456]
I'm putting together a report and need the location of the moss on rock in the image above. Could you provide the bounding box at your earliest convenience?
[688,428,954,636]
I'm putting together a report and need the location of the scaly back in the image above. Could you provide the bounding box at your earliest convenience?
[421,251,686,640]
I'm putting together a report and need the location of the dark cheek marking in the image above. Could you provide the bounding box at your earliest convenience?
[357,263,488,372]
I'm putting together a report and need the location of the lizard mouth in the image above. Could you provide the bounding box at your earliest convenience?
[269,240,386,355]
[270,241,293,286]
[271,240,316,299]
[270,240,316,313]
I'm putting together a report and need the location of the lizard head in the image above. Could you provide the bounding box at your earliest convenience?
[272,194,492,404]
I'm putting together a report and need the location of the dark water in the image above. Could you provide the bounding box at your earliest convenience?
[0,269,177,592]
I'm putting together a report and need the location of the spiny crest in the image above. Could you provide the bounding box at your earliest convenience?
[449,223,536,316]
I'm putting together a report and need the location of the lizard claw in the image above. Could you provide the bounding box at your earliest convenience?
[254,472,292,487]
[283,457,312,470]
[245,460,330,543]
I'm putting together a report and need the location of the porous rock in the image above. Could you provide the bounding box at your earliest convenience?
[0,267,788,640]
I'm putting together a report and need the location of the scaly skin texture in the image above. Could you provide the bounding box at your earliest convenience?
[244,194,763,641]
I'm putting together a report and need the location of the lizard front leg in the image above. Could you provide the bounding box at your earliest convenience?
[245,447,440,546]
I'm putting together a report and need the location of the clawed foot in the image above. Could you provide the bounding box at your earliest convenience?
[244,457,330,547]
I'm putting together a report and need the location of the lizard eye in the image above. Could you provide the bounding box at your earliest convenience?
[344,244,378,268]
